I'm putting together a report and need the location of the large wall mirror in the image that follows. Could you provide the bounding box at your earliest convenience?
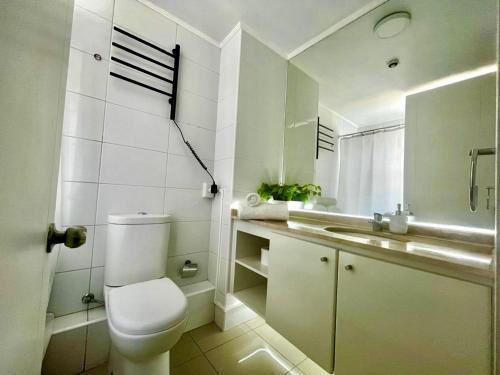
[283,0,497,229]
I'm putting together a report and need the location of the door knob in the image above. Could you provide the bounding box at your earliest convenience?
[46,223,86,253]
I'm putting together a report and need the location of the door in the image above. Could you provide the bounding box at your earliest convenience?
[0,1,73,374]
[266,234,337,373]
[335,252,491,375]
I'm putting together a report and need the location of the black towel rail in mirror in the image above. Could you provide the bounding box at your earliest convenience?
[316,117,334,158]
[109,26,180,120]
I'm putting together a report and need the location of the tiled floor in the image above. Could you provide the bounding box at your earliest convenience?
[82,317,329,375]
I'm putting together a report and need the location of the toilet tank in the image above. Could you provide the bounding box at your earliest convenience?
[105,213,172,287]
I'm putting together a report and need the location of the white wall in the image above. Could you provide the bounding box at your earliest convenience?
[50,0,219,319]
[210,29,287,309]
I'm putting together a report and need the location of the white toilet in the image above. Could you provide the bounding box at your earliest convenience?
[104,213,188,375]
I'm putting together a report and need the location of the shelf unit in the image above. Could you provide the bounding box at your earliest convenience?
[231,228,270,318]
[235,255,268,278]
[233,284,267,317]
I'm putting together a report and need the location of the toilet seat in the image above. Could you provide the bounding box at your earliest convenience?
[108,278,187,336]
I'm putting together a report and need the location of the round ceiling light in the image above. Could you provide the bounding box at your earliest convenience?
[374,12,411,39]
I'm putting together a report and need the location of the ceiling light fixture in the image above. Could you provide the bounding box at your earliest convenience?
[374,11,411,39]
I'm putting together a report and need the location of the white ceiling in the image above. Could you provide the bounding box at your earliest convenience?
[291,0,497,128]
[148,0,378,55]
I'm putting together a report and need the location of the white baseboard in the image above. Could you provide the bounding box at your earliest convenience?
[214,293,257,331]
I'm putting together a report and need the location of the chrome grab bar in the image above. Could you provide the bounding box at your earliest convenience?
[469,147,495,212]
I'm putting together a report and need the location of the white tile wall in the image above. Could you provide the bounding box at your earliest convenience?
[168,122,216,161]
[166,251,209,287]
[113,0,176,50]
[49,269,90,316]
[91,225,107,268]
[67,48,108,99]
[164,188,213,221]
[96,184,164,224]
[63,92,105,141]
[107,62,171,117]
[60,136,101,182]
[103,103,170,151]
[89,267,105,302]
[100,143,167,186]
[169,221,211,256]
[51,1,221,333]
[179,58,219,101]
[177,26,220,73]
[165,154,214,189]
[177,90,218,131]
[75,0,114,21]
[56,226,94,272]
[59,182,98,226]
[71,5,111,59]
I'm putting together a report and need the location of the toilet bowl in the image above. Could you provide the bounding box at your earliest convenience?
[104,213,187,375]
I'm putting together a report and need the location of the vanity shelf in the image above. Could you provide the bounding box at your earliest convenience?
[231,226,271,317]
[233,283,267,317]
[235,255,268,278]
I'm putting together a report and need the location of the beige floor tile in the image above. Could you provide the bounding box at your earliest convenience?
[170,334,203,367]
[296,358,330,375]
[82,364,108,375]
[189,322,249,352]
[255,324,307,365]
[171,355,218,375]
[205,331,294,375]
[245,316,266,330]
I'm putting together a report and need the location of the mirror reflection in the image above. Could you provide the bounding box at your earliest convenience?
[284,0,497,228]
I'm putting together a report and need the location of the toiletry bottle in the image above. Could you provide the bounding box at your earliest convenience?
[404,203,415,222]
[389,203,408,234]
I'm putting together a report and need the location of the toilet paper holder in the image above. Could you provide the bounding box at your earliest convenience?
[179,260,198,278]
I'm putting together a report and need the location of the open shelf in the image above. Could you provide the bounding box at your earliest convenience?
[236,255,268,278]
[233,284,267,317]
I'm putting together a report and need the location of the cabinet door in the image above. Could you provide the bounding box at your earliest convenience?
[335,252,491,375]
[266,235,337,373]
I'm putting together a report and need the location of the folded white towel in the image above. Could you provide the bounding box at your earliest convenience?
[238,201,289,221]
[245,193,261,207]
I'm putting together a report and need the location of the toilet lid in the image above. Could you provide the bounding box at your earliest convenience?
[108,278,187,335]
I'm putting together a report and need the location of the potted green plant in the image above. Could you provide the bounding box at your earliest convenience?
[257,183,321,209]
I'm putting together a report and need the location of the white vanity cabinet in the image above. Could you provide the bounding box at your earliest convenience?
[335,252,492,375]
[266,234,337,373]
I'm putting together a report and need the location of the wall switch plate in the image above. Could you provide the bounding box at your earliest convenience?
[202,182,214,199]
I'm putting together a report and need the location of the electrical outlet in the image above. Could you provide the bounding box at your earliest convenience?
[202,182,214,199]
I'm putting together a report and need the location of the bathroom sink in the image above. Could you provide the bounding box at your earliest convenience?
[323,226,409,243]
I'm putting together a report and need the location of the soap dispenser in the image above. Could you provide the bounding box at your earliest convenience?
[389,203,408,234]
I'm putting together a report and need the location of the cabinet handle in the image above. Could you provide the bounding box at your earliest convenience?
[320,257,328,262]
[345,264,354,271]
[94,53,102,61]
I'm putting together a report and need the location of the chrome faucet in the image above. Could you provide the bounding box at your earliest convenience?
[370,212,384,232]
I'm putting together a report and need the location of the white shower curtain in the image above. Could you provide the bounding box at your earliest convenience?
[336,128,404,217]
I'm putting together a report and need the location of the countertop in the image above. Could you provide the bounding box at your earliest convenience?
[237,217,494,286]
